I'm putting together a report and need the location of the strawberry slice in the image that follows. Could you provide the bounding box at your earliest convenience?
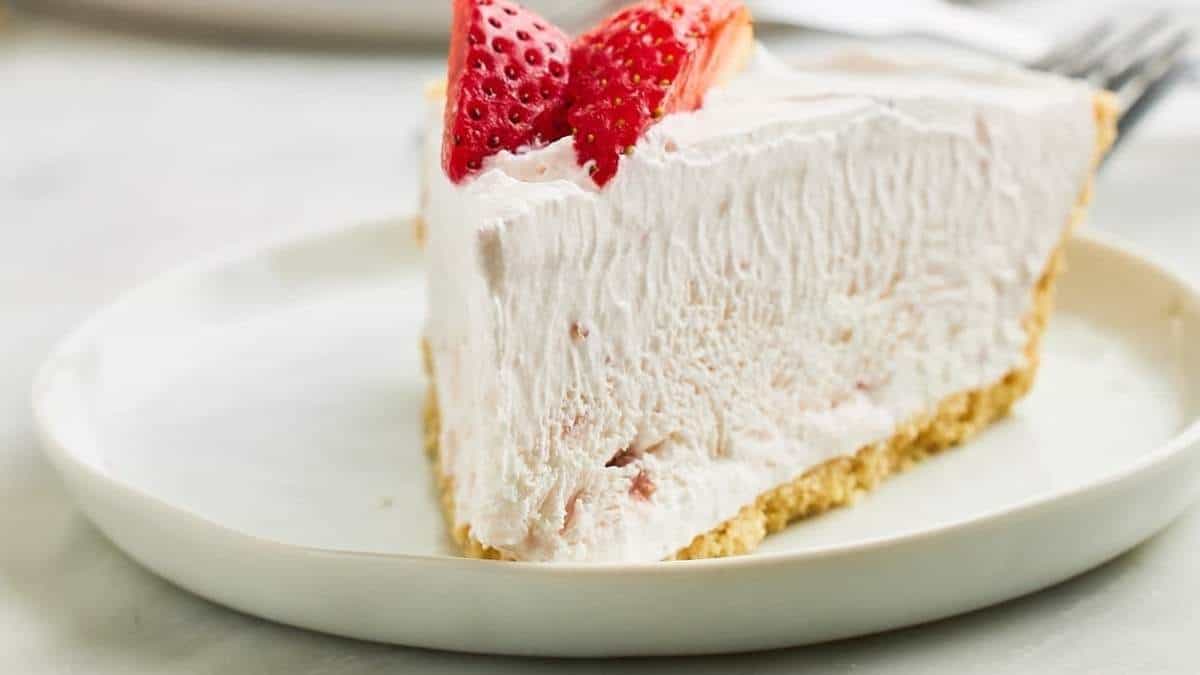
[442,0,572,183]
[567,0,754,186]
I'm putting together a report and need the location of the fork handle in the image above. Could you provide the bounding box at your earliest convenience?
[915,4,1051,63]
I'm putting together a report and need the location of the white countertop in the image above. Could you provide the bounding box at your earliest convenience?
[2,2,1199,672]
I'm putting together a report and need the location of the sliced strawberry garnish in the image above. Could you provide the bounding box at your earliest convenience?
[567,0,754,186]
[442,0,572,183]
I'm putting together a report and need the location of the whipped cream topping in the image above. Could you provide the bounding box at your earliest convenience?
[420,45,1098,562]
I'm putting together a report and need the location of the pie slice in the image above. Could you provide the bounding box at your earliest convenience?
[418,0,1117,563]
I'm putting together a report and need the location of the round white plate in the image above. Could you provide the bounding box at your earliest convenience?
[42,0,597,41]
[33,219,1200,657]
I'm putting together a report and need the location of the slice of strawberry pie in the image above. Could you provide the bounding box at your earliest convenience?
[419,0,1117,562]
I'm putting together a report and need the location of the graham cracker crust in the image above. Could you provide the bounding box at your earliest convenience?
[421,93,1118,562]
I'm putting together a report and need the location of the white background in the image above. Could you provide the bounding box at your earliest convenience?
[2,0,1199,672]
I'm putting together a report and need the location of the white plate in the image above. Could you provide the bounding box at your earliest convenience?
[45,0,591,41]
[33,219,1200,657]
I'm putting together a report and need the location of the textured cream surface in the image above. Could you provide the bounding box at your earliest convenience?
[425,245,1054,561]
[421,46,1102,562]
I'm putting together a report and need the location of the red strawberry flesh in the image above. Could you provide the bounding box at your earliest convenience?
[567,0,754,186]
[442,0,572,183]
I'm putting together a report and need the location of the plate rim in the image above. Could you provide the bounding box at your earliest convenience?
[32,219,1200,575]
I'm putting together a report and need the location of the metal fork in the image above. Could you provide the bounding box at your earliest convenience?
[1031,13,1194,152]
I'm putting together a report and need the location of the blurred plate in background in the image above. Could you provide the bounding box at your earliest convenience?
[26,0,600,42]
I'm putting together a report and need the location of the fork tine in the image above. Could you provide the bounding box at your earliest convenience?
[1111,28,1194,114]
[1066,12,1171,83]
[1105,28,1194,155]
[1030,19,1115,72]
